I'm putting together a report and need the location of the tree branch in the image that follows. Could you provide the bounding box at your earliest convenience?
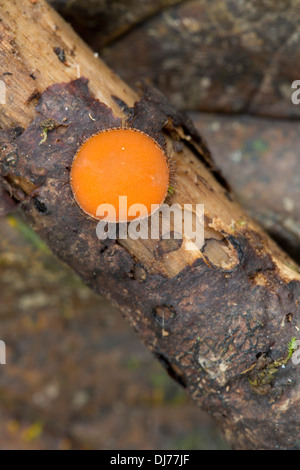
[0,0,300,449]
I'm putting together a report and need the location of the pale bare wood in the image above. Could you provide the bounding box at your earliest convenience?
[0,0,136,128]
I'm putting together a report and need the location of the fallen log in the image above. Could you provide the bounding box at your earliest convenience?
[0,0,300,449]
[49,0,188,48]
[89,0,300,118]
[193,113,300,264]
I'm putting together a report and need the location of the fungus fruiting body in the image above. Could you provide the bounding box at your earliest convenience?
[70,128,169,222]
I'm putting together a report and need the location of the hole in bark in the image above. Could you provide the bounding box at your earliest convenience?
[53,46,66,64]
[111,95,133,118]
[152,305,177,330]
[25,90,41,104]
[33,196,48,213]
[202,238,239,270]
[131,264,147,283]
[201,222,240,270]
[286,313,294,323]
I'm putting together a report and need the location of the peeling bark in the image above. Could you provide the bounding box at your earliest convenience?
[0,0,300,449]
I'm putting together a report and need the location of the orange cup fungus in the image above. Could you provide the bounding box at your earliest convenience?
[70,128,169,222]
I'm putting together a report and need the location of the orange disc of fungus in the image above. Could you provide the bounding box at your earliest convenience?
[70,128,169,222]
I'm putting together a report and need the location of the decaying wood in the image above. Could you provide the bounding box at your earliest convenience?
[0,0,300,449]
[50,0,300,261]
[49,0,188,48]
[94,0,300,118]
[193,113,300,264]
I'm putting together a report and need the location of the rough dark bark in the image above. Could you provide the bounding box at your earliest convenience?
[1,77,300,449]
[1,0,300,450]
[48,0,188,48]
[48,0,300,261]
[92,0,300,118]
